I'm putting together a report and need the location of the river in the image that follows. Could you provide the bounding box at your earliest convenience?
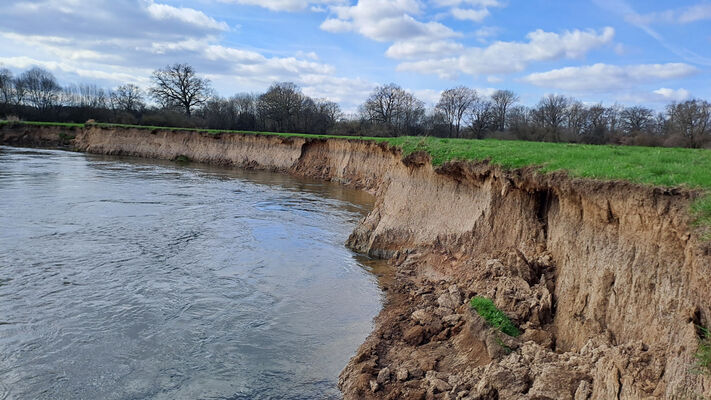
[0,146,385,399]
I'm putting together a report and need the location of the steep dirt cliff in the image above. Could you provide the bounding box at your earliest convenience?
[2,125,710,399]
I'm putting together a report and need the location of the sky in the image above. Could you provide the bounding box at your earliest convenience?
[1,0,709,112]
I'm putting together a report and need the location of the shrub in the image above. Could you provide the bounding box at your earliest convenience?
[470,296,521,337]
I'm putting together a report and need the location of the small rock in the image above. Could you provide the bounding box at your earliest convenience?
[397,368,409,381]
[404,325,426,346]
[370,379,380,393]
[377,367,391,384]
[409,367,425,379]
[411,309,429,325]
[429,378,452,393]
[443,314,461,326]
[448,285,462,305]
[574,380,592,400]
[437,293,456,310]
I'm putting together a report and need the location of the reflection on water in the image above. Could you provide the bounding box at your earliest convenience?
[0,146,386,400]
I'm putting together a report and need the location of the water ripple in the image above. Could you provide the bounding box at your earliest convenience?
[0,146,386,400]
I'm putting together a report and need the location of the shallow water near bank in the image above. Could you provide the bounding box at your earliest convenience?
[0,146,386,400]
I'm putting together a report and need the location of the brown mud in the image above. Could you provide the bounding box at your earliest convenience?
[2,124,710,399]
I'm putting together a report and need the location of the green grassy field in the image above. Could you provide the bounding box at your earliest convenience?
[4,120,710,190]
[2,120,711,232]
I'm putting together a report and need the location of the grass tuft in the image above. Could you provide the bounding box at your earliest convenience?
[173,155,191,163]
[691,197,711,241]
[696,326,711,375]
[470,296,521,337]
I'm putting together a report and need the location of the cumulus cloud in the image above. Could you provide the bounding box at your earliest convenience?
[321,0,457,42]
[0,0,375,109]
[432,0,503,7]
[385,39,464,59]
[451,7,490,22]
[397,27,615,79]
[522,63,698,92]
[146,3,229,31]
[220,0,345,12]
[653,88,691,101]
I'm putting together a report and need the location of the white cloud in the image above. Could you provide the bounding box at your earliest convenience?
[413,88,442,106]
[432,0,503,7]
[146,3,229,31]
[653,88,691,101]
[522,63,698,92]
[397,27,615,78]
[451,7,490,22]
[221,0,345,12]
[0,0,367,108]
[385,39,463,59]
[677,4,711,23]
[624,3,711,25]
[473,26,500,43]
[299,74,376,111]
[321,0,457,42]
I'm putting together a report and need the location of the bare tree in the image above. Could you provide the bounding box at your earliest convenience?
[150,63,211,117]
[620,106,655,135]
[467,99,495,138]
[666,100,711,147]
[565,100,588,136]
[436,86,477,138]
[257,82,304,132]
[15,67,61,111]
[361,83,424,135]
[491,90,519,131]
[111,84,145,112]
[64,84,108,109]
[230,93,257,130]
[0,68,13,106]
[534,94,570,140]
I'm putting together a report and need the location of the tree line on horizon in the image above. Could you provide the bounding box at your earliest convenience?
[1,63,710,149]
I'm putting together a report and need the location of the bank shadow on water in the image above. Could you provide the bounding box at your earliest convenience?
[0,146,390,400]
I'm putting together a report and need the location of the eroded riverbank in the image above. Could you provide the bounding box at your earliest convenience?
[2,124,710,399]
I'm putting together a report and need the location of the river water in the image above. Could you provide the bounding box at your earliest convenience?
[0,146,385,400]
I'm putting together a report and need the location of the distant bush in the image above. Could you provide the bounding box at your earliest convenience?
[470,296,520,337]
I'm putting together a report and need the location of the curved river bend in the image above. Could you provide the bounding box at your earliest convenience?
[0,146,385,400]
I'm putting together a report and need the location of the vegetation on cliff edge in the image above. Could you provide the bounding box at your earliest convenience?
[470,296,521,337]
[696,326,711,375]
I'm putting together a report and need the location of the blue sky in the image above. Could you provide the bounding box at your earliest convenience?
[1,0,709,112]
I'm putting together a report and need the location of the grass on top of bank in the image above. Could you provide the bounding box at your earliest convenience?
[3,120,711,235]
[3,120,711,190]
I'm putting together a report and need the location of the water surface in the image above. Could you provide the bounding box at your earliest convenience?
[0,146,385,400]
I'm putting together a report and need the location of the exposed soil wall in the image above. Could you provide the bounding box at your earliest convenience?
[2,125,710,399]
